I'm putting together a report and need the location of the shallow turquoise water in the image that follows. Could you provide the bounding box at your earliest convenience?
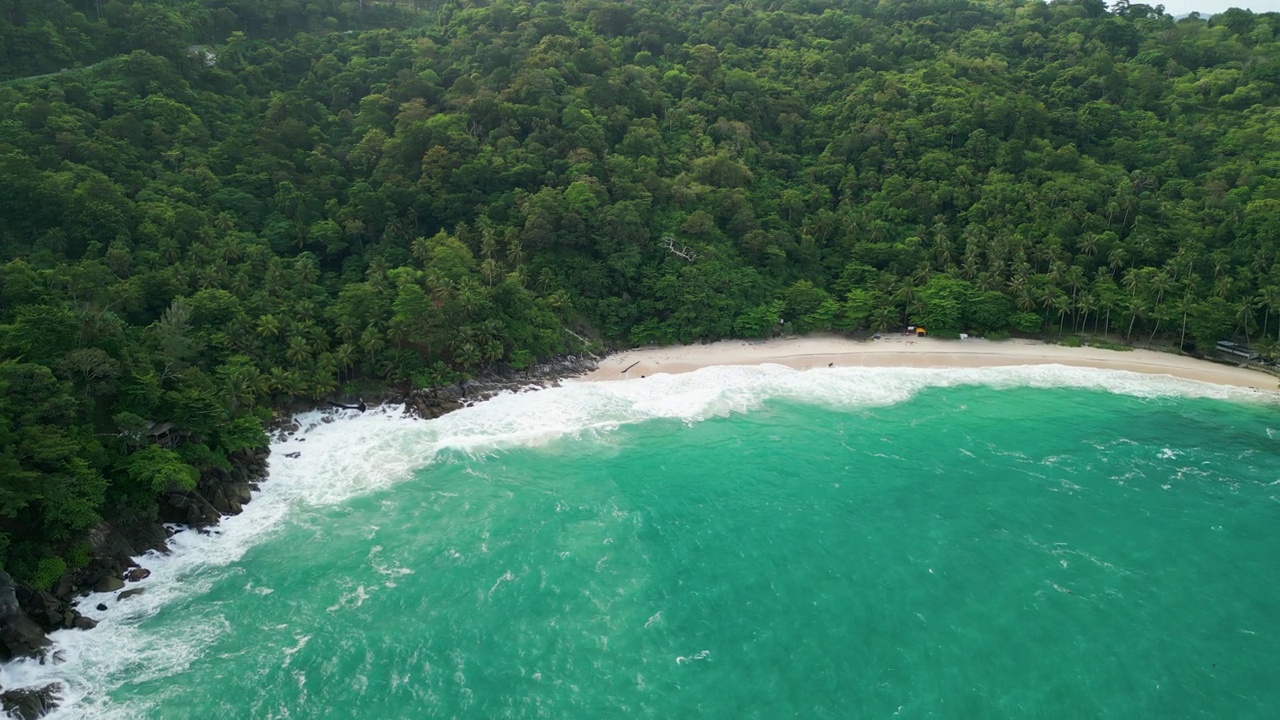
[12,369,1280,718]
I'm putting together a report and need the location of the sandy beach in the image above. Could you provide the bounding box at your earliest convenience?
[583,335,1280,391]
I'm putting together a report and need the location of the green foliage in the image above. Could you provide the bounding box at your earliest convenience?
[124,446,199,493]
[4,0,1280,582]
[14,556,68,592]
[217,416,268,455]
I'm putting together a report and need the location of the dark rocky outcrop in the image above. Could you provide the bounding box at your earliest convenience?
[124,568,150,582]
[93,576,124,594]
[0,573,49,662]
[0,448,271,717]
[402,355,598,420]
[11,585,88,643]
[156,449,268,531]
[117,588,145,602]
[1,685,61,720]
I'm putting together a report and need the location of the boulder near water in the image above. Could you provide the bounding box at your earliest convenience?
[1,684,62,720]
[0,573,50,662]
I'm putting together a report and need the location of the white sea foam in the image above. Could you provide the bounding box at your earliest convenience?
[0,363,1270,717]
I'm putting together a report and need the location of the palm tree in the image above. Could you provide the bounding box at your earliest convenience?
[932,232,953,268]
[214,212,237,234]
[1107,247,1129,278]
[294,255,320,285]
[1175,293,1195,351]
[1213,275,1233,299]
[197,266,224,290]
[506,234,525,268]
[1006,276,1032,312]
[256,314,283,339]
[1125,297,1147,342]
[869,305,897,333]
[1053,293,1072,338]
[978,271,1002,292]
[386,321,409,349]
[1121,268,1142,299]
[893,279,918,324]
[286,336,311,366]
[266,367,292,398]
[1076,293,1097,334]
[1078,233,1099,259]
[361,327,386,357]
[294,299,318,324]
[480,225,498,261]
[334,343,357,381]
[1063,265,1087,304]
[411,236,432,265]
[1235,300,1256,343]
[1256,286,1280,340]
[1147,271,1172,343]
[1039,284,1061,330]
[481,258,500,286]
[336,317,360,344]
[229,271,251,296]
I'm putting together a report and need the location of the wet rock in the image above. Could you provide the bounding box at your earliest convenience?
[125,568,151,582]
[0,573,50,661]
[94,576,124,593]
[1,684,61,720]
[117,588,146,602]
[73,616,98,630]
[95,603,108,612]
[14,588,74,633]
[284,451,301,459]
[209,486,232,515]
[160,491,220,528]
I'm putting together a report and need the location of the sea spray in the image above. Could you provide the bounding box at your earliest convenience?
[1,365,1276,718]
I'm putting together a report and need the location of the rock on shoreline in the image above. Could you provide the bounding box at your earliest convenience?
[1,684,60,720]
[401,354,599,419]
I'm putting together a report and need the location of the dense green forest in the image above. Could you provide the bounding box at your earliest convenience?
[2,0,1280,589]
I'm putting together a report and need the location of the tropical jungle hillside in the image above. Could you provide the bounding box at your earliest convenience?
[2,0,1280,589]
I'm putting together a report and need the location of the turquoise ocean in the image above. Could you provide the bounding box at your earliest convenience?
[3,365,1279,718]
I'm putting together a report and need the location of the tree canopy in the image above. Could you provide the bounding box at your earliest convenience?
[3,0,1280,585]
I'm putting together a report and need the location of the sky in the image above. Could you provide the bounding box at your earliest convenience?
[1154,0,1280,15]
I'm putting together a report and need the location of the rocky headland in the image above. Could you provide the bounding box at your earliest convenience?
[0,354,596,718]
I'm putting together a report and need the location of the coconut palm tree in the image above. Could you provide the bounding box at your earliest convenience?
[256,314,283,340]
[1256,286,1280,340]
[1076,292,1097,334]
[286,336,311,366]
[336,317,360,344]
[334,343,357,381]
[1125,297,1147,342]
[1053,293,1072,338]
[1235,300,1256,344]
[1148,271,1172,343]
[1174,293,1195,351]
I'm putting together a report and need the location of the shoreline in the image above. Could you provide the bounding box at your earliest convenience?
[583,335,1279,392]
[1,342,1273,716]
[0,354,599,719]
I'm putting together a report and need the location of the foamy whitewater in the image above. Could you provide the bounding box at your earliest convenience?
[2,365,1277,718]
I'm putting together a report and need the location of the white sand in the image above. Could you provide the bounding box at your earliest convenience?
[583,335,1280,391]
